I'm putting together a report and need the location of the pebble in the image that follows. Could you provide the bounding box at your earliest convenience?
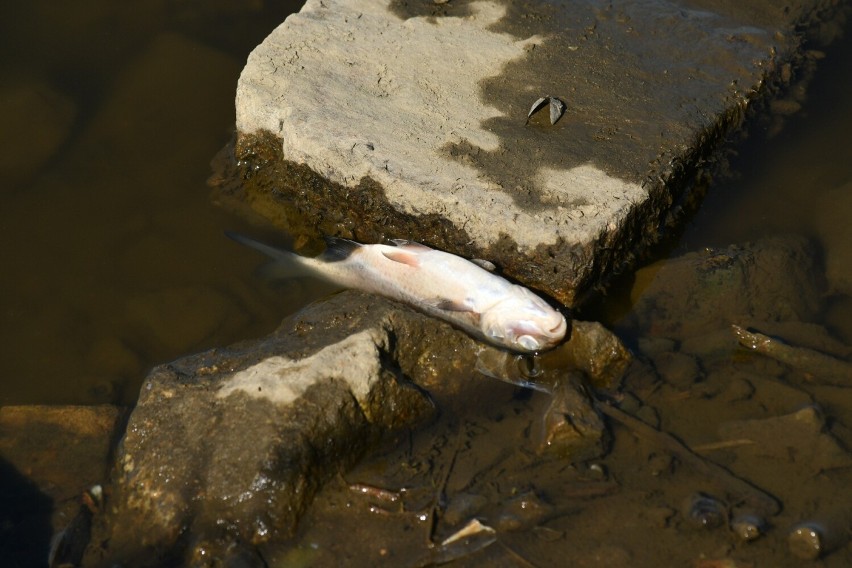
[683,493,727,529]
[730,514,765,542]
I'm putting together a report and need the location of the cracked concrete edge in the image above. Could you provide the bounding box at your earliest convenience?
[227,0,849,307]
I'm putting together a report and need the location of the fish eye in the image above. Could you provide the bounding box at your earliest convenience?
[517,335,541,351]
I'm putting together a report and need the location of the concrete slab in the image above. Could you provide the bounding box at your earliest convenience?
[233,0,844,305]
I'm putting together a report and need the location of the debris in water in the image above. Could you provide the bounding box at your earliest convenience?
[683,492,728,529]
[348,482,404,514]
[788,515,850,560]
[788,522,826,560]
[526,95,566,125]
[730,513,766,542]
[440,518,496,546]
[731,324,852,384]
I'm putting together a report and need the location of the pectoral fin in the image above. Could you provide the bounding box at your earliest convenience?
[435,299,472,312]
[381,249,421,267]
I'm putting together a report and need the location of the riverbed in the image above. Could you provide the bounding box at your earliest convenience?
[1,2,851,566]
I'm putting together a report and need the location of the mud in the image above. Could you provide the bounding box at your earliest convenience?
[251,236,852,566]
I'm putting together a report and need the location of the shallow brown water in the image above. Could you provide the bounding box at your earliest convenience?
[2,2,852,567]
[0,1,316,405]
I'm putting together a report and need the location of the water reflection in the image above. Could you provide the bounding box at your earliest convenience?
[0,2,310,405]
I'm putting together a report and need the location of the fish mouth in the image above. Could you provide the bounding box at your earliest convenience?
[548,315,568,338]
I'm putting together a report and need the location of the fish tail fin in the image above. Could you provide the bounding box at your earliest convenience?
[225,231,294,262]
[318,236,361,263]
[225,231,318,281]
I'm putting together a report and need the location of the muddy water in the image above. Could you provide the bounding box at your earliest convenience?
[0,1,319,405]
[3,3,851,567]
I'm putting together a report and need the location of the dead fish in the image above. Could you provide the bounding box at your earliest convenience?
[227,233,568,353]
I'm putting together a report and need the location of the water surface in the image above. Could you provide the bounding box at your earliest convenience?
[1,1,313,405]
[2,2,851,566]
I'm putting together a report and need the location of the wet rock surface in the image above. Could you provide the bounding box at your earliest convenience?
[85,292,623,565]
[230,0,843,305]
[86,292,433,564]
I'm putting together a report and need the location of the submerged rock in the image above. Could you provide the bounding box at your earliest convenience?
[229,0,841,306]
[534,376,608,462]
[0,79,76,189]
[683,492,728,530]
[730,513,766,542]
[87,292,441,564]
[815,180,852,296]
[717,405,852,473]
[0,405,125,501]
[87,291,616,564]
[627,236,825,339]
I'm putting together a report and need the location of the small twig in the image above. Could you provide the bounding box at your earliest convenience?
[691,439,756,453]
[427,423,464,544]
[596,401,780,515]
[732,324,852,385]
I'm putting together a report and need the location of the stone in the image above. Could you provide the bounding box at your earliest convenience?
[626,236,825,339]
[0,79,76,189]
[123,285,244,353]
[534,377,609,462]
[651,351,702,390]
[231,0,842,306]
[717,405,852,473]
[89,291,562,565]
[548,320,633,390]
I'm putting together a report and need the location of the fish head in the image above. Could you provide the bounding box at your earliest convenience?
[481,287,568,353]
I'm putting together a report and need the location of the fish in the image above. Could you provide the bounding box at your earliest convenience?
[226,233,568,353]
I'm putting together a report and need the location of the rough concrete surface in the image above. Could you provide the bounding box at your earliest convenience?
[233,0,845,305]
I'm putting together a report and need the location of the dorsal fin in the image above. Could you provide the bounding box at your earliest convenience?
[319,236,361,262]
[471,258,496,272]
[381,249,420,267]
[389,239,433,252]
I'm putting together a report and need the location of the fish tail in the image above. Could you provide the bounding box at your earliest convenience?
[225,231,320,281]
[225,231,295,262]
